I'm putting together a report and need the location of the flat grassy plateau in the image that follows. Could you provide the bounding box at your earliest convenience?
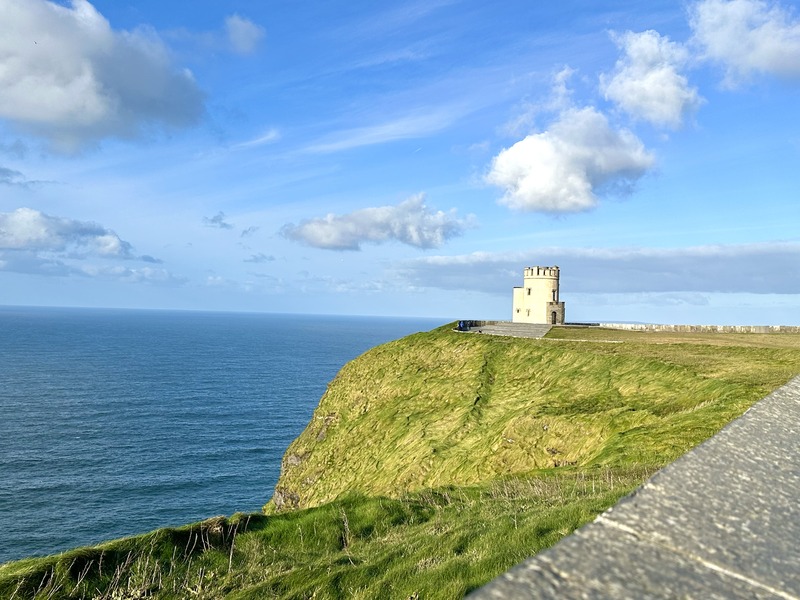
[3,325,800,599]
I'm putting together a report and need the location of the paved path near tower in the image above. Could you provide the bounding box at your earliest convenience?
[466,323,552,339]
[470,375,800,598]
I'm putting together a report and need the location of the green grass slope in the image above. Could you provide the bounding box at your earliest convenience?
[268,324,800,512]
[3,325,800,599]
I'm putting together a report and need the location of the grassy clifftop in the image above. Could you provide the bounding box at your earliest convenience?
[268,324,800,512]
[4,325,800,599]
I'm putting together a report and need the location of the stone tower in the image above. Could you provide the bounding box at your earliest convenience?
[512,266,565,324]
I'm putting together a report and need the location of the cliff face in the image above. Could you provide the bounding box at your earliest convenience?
[267,325,759,512]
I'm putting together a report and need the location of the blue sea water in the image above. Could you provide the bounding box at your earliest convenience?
[0,307,444,564]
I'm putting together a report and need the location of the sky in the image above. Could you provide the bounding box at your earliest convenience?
[1,0,799,323]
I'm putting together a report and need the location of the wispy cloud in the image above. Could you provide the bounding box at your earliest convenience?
[348,46,431,70]
[166,13,265,57]
[233,128,281,150]
[0,166,43,188]
[243,252,275,263]
[340,0,461,41]
[304,108,465,153]
[225,14,265,56]
[78,264,184,284]
[202,212,234,229]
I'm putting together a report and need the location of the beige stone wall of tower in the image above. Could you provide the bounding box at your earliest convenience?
[512,266,565,324]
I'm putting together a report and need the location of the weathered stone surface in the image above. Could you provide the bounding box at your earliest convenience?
[461,322,552,339]
[598,323,800,333]
[286,453,305,467]
[476,524,780,599]
[471,376,800,599]
[271,487,300,511]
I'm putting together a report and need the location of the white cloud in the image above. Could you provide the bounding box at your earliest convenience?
[690,0,800,84]
[281,194,475,250]
[398,242,800,295]
[0,208,136,257]
[601,30,703,128]
[486,107,655,213]
[0,207,170,279]
[0,0,204,152]
[225,14,265,56]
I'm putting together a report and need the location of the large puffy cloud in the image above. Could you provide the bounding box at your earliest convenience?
[0,0,204,152]
[486,107,655,213]
[601,30,703,128]
[281,194,474,250]
[398,243,800,295]
[0,208,167,279]
[690,0,800,83]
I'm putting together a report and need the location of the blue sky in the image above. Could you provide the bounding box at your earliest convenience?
[1,0,799,323]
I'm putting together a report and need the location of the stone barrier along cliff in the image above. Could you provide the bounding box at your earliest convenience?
[470,375,800,599]
[460,321,800,334]
[598,323,800,333]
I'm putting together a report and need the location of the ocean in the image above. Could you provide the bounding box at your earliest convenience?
[0,307,444,564]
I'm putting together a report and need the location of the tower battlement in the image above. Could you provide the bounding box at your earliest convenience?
[522,266,560,279]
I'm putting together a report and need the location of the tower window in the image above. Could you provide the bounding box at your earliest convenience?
[527,288,531,295]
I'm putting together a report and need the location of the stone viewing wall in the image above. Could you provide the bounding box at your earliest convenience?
[598,323,800,333]
[458,320,502,328]
[459,321,800,334]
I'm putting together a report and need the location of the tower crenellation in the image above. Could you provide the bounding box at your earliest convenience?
[522,266,560,278]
